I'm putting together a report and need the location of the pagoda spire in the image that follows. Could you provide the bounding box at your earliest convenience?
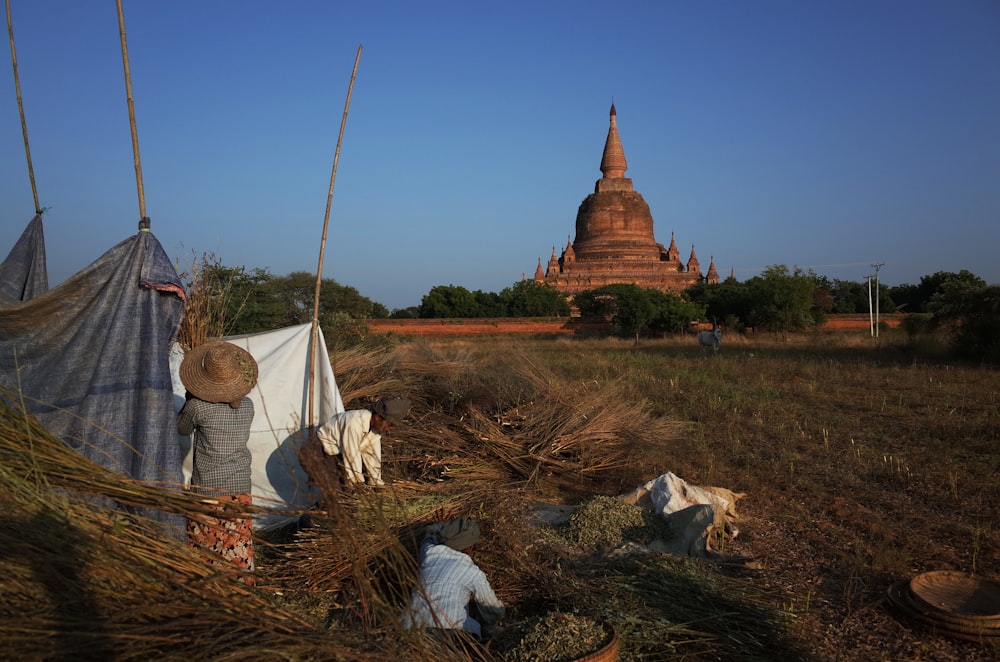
[563,235,576,264]
[667,231,680,262]
[546,246,560,276]
[687,245,701,273]
[600,103,628,179]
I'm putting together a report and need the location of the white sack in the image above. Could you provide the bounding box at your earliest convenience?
[622,472,743,523]
[620,472,746,557]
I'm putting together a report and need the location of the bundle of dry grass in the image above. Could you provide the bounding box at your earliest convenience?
[0,387,415,661]
[385,339,688,498]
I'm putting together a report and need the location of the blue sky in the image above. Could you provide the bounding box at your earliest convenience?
[2,1,998,310]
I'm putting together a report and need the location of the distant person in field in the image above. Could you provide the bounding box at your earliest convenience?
[177,340,258,586]
[311,394,412,487]
[402,517,506,646]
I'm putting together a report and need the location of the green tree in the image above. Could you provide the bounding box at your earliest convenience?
[418,285,508,317]
[891,270,984,313]
[745,265,817,338]
[647,289,705,335]
[575,284,655,343]
[473,289,505,317]
[809,275,836,316]
[928,279,1000,363]
[888,283,920,313]
[200,264,284,335]
[390,306,421,319]
[684,279,752,331]
[828,279,869,314]
[270,271,385,325]
[419,285,476,318]
[498,280,571,317]
[572,289,618,319]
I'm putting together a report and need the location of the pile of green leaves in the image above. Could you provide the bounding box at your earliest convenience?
[562,495,671,551]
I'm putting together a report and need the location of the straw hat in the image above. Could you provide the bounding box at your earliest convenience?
[180,341,258,404]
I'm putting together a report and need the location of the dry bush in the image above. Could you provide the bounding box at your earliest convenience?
[174,252,240,350]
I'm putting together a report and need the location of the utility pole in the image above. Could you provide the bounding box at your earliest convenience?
[871,262,885,338]
[864,274,874,337]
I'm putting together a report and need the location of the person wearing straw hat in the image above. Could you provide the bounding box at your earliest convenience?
[312,394,411,487]
[177,340,259,585]
[401,517,506,645]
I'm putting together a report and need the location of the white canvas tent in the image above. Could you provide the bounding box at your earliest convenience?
[170,323,344,530]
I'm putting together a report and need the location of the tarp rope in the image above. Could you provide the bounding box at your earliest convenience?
[5,0,42,215]
[114,0,149,232]
[308,44,362,427]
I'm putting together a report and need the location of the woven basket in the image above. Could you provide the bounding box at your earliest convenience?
[887,579,1000,644]
[571,624,619,662]
[908,571,1000,622]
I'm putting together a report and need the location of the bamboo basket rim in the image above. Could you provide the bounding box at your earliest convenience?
[571,623,619,662]
[907,571,1000,621]
[887,581,1000,644]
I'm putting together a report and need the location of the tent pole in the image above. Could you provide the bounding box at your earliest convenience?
[6,0,41,214]
[309,44,362,427]
[115,0,148,229]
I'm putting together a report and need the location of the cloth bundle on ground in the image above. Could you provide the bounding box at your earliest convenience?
[620,472,746,558]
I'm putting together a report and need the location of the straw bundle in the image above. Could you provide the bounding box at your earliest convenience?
[0,387,401,660]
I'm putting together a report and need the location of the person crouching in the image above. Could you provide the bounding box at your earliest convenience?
[402,517,505,645]
[313,395,411,487]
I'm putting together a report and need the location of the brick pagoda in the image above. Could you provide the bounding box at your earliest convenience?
[534,104,718,297]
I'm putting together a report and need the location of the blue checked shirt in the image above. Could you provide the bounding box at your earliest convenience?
[401,534,506,637]
[177,396,254,495]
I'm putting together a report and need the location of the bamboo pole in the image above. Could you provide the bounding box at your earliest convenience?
[5,0,41,214]
[308,44,362,427]
[115,0,148,229]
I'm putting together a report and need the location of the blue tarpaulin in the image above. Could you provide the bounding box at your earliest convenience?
[0,213,48,303]
[0,230,185,497]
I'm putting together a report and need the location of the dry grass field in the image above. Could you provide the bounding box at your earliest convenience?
[2,326,997,661]
[505,329,997,661]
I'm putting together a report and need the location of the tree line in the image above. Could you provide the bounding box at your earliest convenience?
[187,261,998,361]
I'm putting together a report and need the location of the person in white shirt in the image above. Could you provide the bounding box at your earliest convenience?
[402,517,506,644]
[314,395,411,486]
